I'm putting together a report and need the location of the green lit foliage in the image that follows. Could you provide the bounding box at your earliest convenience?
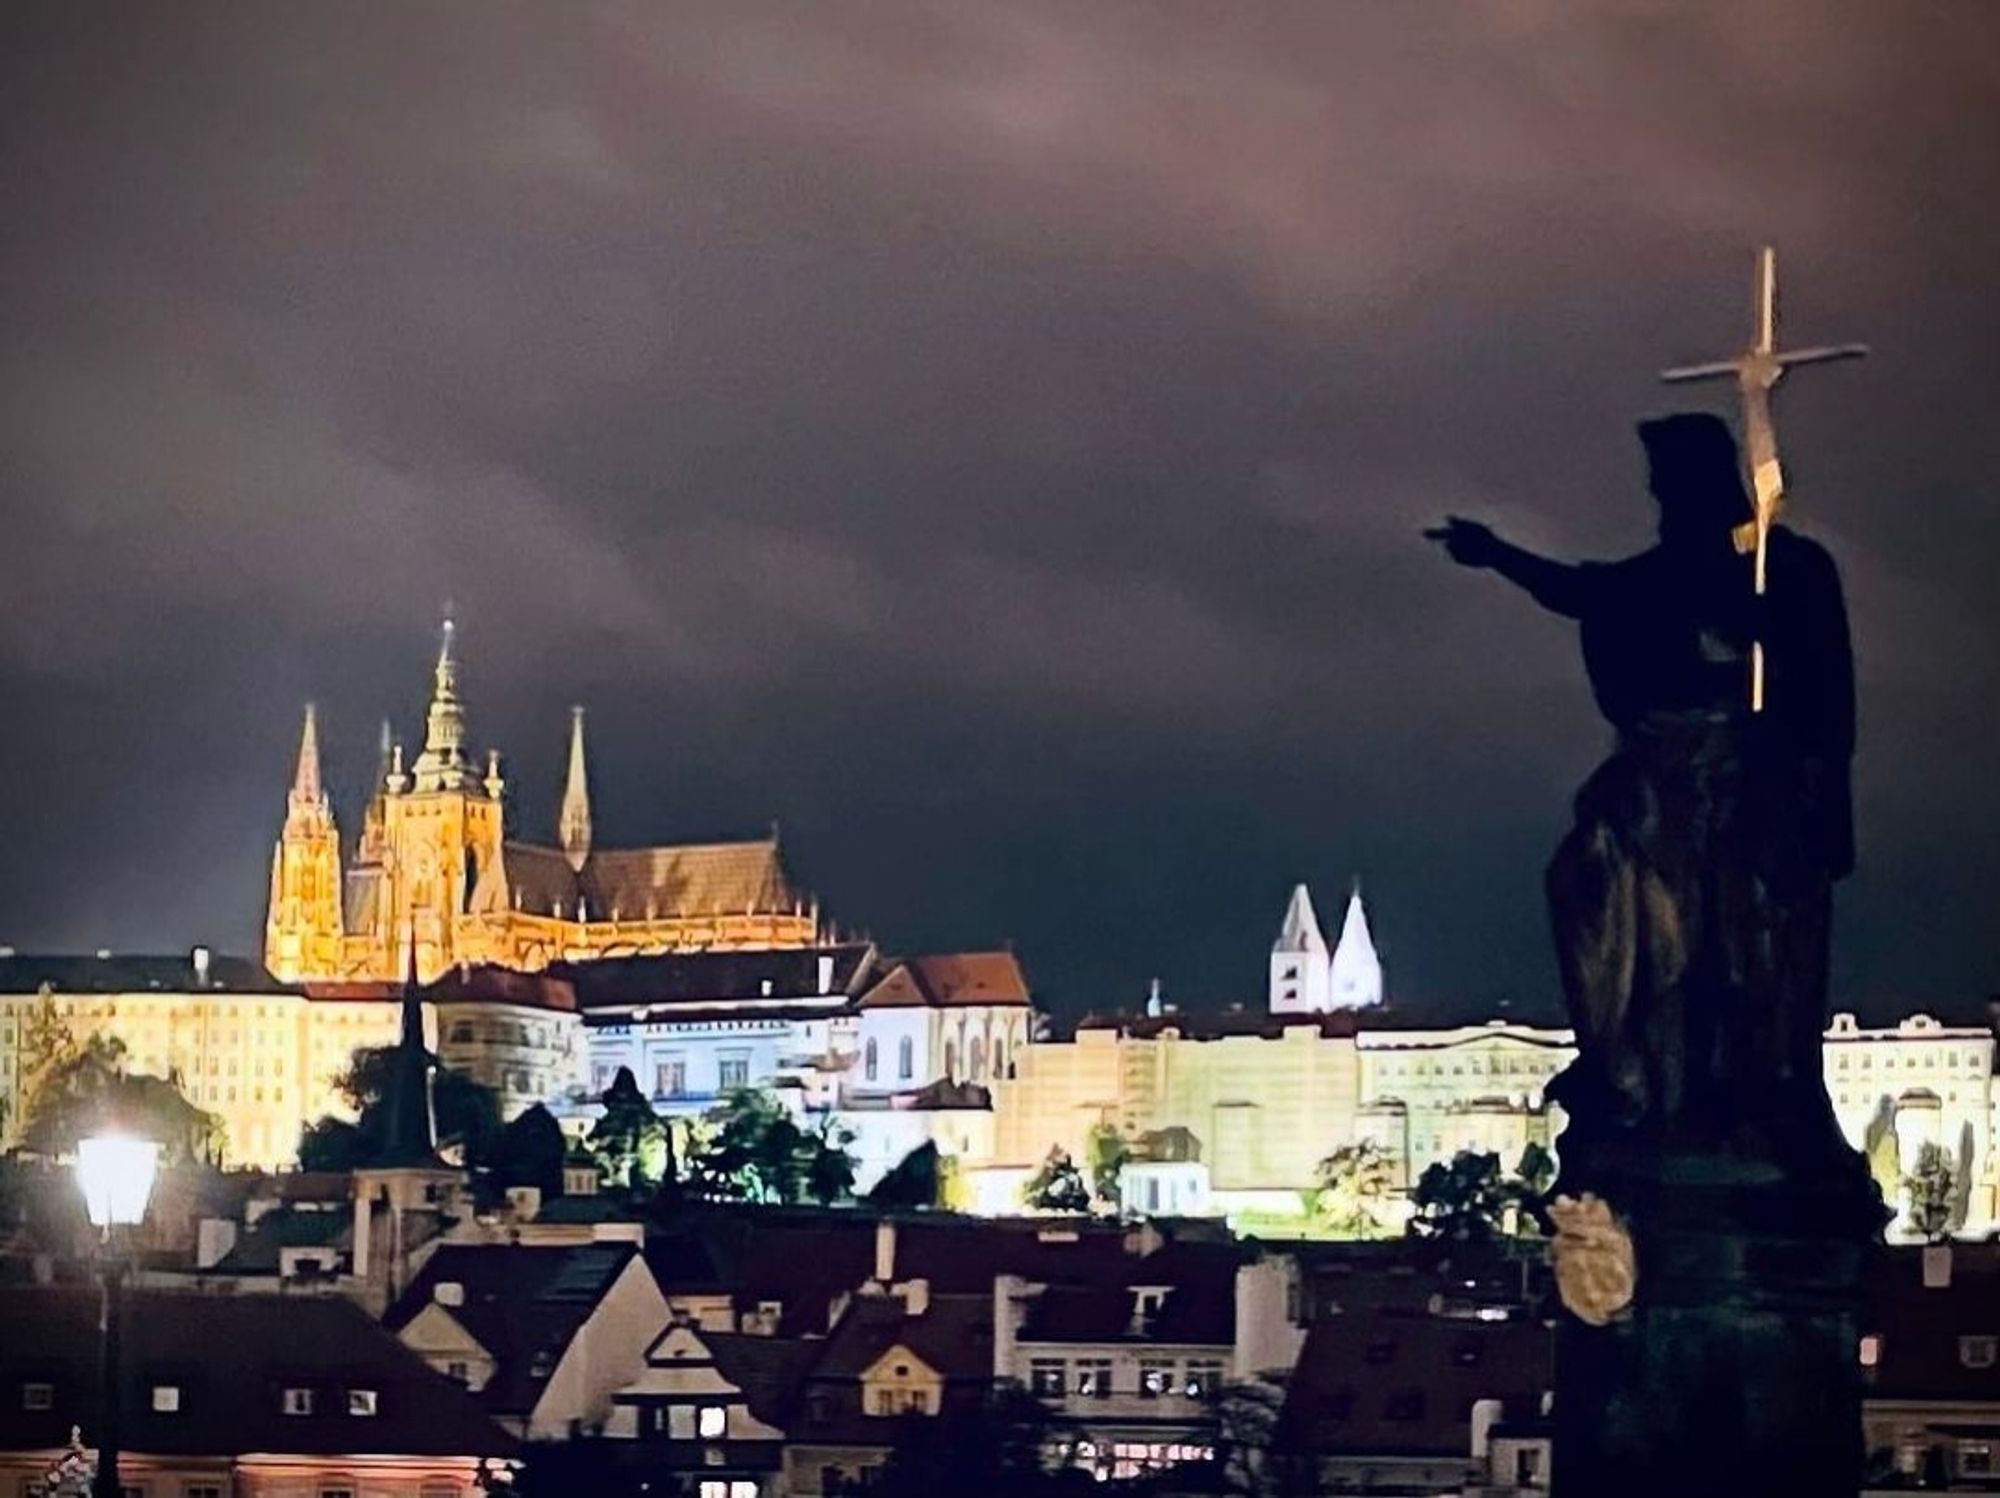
[685,1088,857,1205]
[1085,1122,1130,1208]
[1905,1142,1956,1243]
[1310,1140,1399,1239]
[1021,1145,1091,1214]
[585,1066,670,1191]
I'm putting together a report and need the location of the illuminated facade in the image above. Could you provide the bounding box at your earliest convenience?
[266,621,819,985]
[0,952,582,1169]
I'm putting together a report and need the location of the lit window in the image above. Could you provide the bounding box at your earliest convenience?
[698,1405,727,1438]
[1076,1360,1113,1398]
[282,1387,314,1416]
[730,1483,757,1498]
[347,1389,378,1416]
[23,1382,54,1410]
[1138,1361,1175,1399]
[700,1483,728,1498]
[151,1384,181,1413]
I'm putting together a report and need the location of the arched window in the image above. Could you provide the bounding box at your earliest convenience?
[993,1038,1007,1079]
[865,1039,879,1082]
[944,1042,957,1081]
[970,1037,986,1082]
[898,1036,914,1080]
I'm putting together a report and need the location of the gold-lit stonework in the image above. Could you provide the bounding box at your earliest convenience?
[265,620,819,984]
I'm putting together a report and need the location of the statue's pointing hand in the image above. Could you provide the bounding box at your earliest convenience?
[1425,516,1501,569]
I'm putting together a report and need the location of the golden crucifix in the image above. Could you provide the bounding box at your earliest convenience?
[1660,247,1867,710]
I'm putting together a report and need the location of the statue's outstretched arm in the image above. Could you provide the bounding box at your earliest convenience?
[1426,518,1592,619]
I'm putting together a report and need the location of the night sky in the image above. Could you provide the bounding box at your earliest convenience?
[3,5,1997,1025]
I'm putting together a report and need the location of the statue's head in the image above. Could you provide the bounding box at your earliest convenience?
[1638,412,1752,548]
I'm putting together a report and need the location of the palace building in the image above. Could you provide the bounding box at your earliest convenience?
[265,620,820,984]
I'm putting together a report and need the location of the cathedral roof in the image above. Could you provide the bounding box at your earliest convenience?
[473,836,803,923]
[858,951,1034,1010]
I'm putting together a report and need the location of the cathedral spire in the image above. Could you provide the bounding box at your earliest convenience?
[290,703,325,808]
[1328,881,1384,1010]
[411,610,476,793]
[559,705,593,873]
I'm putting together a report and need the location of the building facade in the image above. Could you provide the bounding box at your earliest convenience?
[0,952,582,1169]
[265,621,819,985]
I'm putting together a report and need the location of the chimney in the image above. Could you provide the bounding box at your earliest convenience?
[874,1218,897,1284]
[895,1278,931,1317]
[191,946,212,985]
[818,954,836,995]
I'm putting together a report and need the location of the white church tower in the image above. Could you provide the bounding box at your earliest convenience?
[1269,881,1384,1014]
[1269,884,1332,1014]
[1327,883,1384,1011]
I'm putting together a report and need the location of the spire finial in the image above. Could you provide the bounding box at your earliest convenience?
[559,705,592,872]
[412,608,474,791]
[291,703,325,805]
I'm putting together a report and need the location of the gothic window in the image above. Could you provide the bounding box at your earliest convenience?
[994,1039,1007,1078]
[943,1042,957,1081]
[898,1037,914,1079]
[970,1038,985,1082]
[865,1040,879,1083]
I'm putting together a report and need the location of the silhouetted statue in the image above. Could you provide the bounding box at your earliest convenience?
[1429,413,1855,1176]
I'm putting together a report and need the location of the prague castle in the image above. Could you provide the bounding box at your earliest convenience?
[266,620,819,984]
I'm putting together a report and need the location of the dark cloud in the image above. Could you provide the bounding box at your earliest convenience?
[3,2,1997,1021]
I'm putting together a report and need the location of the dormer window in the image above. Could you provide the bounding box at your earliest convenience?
[347,1389,379,1416]
[22,1382,53,1411]
[282,1387,314,1416]
[1961,1336,1997,1370]
[151,1384,181,1413]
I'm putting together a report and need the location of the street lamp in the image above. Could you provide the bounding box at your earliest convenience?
[73,1132,159,1498]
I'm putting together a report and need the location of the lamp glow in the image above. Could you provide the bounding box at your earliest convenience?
[75,1134,159,1230]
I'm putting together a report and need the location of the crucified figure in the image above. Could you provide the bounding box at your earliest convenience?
[1428,413,1854,1170]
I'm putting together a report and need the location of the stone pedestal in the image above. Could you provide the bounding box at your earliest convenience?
[1553,1144,1884,1497]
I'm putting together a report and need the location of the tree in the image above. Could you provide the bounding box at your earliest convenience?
[1862,1097,1901,1210]
[492,1104,567,1196]
[1021,1146,1091,1214]
[22,1033,225,1165]
[684,1090,857,1205]
[1949,1121,1976,1234]
[585,1067,670,1191]
[1310,1140,1398,1240]
[1406,1148,1548,1245]
[1905,1142,1955,1242]
[872,1387,1058,1498]
[1212,1377,1310,1498]
[327,1046,502,1164]
[1085,1123,1130,1209]
[870,1141,945,1210]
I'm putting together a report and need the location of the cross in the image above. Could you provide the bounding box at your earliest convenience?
[1660,246,1867,711]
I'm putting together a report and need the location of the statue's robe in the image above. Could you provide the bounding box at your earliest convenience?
[1533,527,1855,1162]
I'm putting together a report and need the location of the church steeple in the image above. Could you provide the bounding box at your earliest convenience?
[290,703,326,809]
[560,705,593,873]
[1270,882,1333,1014]
[1327,881,1384,1010]
[266,703,344,982]
[411,613,476,793]
[374,961,439,1168]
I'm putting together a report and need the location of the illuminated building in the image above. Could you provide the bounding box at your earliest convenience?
[265,619,819,985]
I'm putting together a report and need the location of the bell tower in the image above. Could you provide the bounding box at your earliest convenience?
[378,615,506,980]
[265,704,346,981]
